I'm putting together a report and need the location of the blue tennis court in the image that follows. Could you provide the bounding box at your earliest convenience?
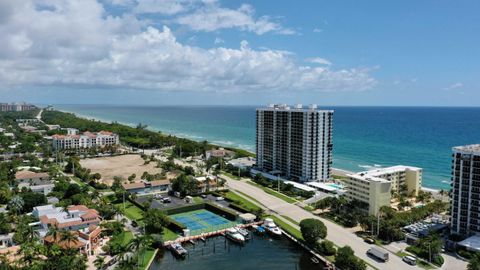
[170,209,235,233]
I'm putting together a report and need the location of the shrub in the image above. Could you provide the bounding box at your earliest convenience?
[316,240,336,256]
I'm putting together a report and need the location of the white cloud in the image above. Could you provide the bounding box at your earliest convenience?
[313,28,322,33]
[444,82,464,90]
[0,0,376,93]
[214,37,224,44]
[306,57,332,66]
[173,2,295,35]
[134,0,197,15]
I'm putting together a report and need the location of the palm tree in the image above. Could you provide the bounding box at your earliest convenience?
[25,225,40,243]
[60,230,78,249]
[46,225,60,242]
[94,256,105,269]
[8,195,24,216]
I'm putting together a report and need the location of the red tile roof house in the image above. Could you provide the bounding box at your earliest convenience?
[32,205,102,255]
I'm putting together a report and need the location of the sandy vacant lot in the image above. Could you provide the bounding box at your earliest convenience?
[80,154,161,185]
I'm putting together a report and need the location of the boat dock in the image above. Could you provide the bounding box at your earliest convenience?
[163,221,263,246]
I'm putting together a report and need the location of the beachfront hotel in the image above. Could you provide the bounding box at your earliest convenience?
[357,165,422,196]
[255,104,333,182]
[450,144,480,235]
[52,129,119,150]
[344,173,392,216]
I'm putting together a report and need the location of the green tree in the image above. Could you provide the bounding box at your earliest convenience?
[316,240,336,256]
[299,218,327,246]
[94,256,105,269]
[335,246,367,270]
[143,208,168,234]
[468,252,480,270]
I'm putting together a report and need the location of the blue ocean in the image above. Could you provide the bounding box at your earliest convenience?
[54,105,480,190]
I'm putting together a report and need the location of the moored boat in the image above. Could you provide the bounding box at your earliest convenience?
[170,243,188,257]
[264,218,282,236]
[236,227,250,240]
[225,228,246,244]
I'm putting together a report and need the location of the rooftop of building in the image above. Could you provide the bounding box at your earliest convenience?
[52,130,117,140]
[453,144,480,154]
[15,170,50,180]
[122,179,171,190]
[358,165,422,177]
[257,104,333,113]
[33,204,100,229]
[346,173,390,184]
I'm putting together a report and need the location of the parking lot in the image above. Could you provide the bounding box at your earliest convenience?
[134,193,235,212]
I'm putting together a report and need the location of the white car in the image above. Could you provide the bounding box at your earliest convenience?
[215,196,225,201]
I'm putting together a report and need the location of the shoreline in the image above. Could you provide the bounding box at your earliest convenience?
[54,107,442,192]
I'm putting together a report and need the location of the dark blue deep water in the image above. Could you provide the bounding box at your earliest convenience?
[149,235,319,270]
[55,105,480,190]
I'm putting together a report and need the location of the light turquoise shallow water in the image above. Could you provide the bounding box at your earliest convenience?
[54,104,480,190]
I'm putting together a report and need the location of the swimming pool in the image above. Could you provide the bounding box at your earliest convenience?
[170,209,237,234]
[326,183,344,189]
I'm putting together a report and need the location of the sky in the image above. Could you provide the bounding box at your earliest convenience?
[0,0,479,106]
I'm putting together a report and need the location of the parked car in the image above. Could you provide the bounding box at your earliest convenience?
[402,255,417,265]
[364,238,375,244]
[162,197,172,203]
[215,196,224,201]
[200,194,207,199]
[174,191,181,198]
[154,193,162,199]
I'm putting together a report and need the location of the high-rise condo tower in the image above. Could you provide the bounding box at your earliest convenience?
[255,104,333,182]
[451,144,480,235]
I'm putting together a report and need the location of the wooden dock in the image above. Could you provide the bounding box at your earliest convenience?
[163,221,263,246]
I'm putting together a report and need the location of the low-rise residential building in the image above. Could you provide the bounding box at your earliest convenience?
[52,130,119,150]
[344,173,392,216]
[227,157,256,170]
[357,165,422,196]
[206,148,235,160]
[15,170,50,183]
[122,180,171,195]
[194,176,219,193]
[44,224,102,255]
[0,233,14,248]
[32,205,101,236]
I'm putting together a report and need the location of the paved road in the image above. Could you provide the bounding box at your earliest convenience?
[224,175,421,270]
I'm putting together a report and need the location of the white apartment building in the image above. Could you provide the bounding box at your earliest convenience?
[344,173,392,216]
[358,165,422,196]
[255,104,333,182]
[52,130,119,150]
[451,144,480,235]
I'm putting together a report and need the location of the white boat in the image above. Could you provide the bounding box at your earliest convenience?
[170,243,188,257]
[235,226,250,238]
[225,228,245,244]
[264,218,282,236]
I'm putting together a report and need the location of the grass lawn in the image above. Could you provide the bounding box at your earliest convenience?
[71,177,95,191]
[162,227,179,241]
[267,215,304,241]
[110,231,134,248]
[234,190,264,206]
[280,215,299,226]
[115,201,144,222]
[246,181,297,204]
[192,196,204,203]
[221,171,241,180]
[223,191,262,212]
[138,248,157,270]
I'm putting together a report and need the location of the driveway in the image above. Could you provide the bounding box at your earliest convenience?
[223,175,423,270]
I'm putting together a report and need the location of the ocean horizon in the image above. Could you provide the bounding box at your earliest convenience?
[53,104,480,190]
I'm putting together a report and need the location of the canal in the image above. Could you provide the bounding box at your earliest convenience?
[149,233,323,270]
